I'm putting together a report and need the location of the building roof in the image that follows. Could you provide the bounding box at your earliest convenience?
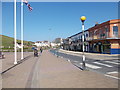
[88,19,120,31]
[68,30,88,38]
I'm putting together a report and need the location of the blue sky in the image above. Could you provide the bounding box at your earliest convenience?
[2,2,118,42]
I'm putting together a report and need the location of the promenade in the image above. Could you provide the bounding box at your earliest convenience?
[2,52,33,72]
[2,50,118,88]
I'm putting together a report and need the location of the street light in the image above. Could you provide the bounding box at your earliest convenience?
[80,16,86,70]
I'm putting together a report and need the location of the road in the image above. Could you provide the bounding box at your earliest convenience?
[50,49,120,80]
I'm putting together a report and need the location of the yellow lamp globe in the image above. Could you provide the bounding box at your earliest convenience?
[80,16,86,22]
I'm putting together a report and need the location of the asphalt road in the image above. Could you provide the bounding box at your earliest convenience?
[50,49,120,80]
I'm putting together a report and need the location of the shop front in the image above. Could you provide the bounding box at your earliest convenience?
[102,41,111,54]
[89,39,120,54]
[110,40,120,54]
[89,40,111,54]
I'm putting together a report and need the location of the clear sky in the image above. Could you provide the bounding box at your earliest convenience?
[2,2,118,42]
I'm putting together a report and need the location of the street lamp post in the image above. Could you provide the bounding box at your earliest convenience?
[80,16,86,70]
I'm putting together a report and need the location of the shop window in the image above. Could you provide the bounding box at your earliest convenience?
[103,41,110,54]
[103,45,110,53]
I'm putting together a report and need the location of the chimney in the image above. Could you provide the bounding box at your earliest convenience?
[95,22,99,26]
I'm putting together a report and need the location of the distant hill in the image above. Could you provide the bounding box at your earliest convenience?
[0,35,34,48]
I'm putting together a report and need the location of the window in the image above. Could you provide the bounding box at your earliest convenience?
[105,28,109,38]
[113,26,118,38]
[79,36,80,39]
[99,30,102,39]
[86,34,88,37]
[84,35,86,41]
[81,36,82,41]
[85,34,88,40]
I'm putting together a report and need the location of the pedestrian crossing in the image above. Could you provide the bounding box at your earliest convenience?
[93,62,113,67]
[77,60,119,69]
[80,63,101,69]
[72,59,119,75]
[107,71,118,74]
[78,60,119,79]
[105,74,119,80]
[104,61,119,65]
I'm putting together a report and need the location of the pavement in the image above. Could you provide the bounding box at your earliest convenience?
[0,52,33,89]
[2,50,118,88]
[1,52,33,72]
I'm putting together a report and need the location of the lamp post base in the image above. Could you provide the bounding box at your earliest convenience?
[82,61,86,70]
[21,58,24,60]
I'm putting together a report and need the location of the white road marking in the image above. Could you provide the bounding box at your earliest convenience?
[107,71,118,74]
[113,60,120,63]
[105,74,120,80]
[68,59,70,62]
[80,63,101,69]
[105,61,119,65]
[74,61,78,62]
[93,62,113,67]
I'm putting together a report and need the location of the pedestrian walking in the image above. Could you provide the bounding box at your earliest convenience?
[40,47,43,54]
[0,51,5,59]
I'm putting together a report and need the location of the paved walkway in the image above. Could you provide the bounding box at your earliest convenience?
[2,50,118,88]
[2,54,38,88]
[2,52,33,72]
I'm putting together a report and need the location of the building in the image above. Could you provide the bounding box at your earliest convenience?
[34,41,58,48]
[63,30,89,52]
[88,19,120,54]
[63,19,120,54]
[34,41,50,47]
[53,38,63,44]
[62,38,71,50]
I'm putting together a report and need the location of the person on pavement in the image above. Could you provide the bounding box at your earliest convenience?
[40,47,43,55]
